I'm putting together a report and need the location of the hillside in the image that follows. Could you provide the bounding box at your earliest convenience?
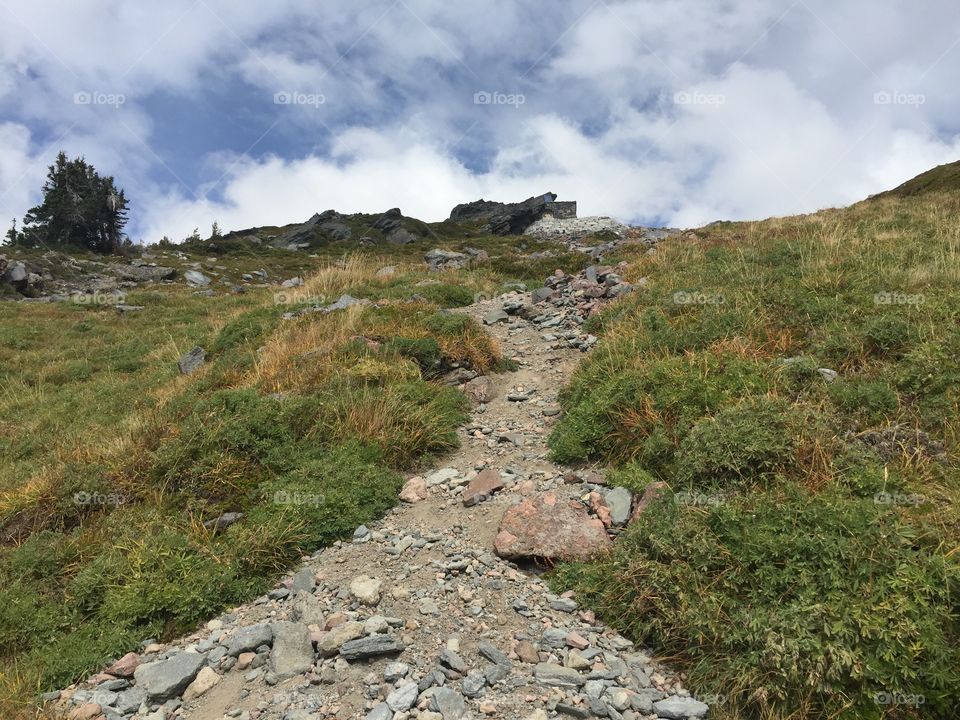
[0,183,958,720]
[870,159,960,199]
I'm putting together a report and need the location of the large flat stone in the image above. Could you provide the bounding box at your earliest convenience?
[494,492,612,561]
[133,651,207,701]
[339,635,405,661]
[270,622,314,678]
[533,662,586,688]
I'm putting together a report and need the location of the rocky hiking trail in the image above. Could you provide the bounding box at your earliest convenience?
[52,270,711,720]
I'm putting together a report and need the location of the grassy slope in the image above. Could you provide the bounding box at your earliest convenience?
[549,193,960,719]
[872,160,960,199]
[0,249,521,716]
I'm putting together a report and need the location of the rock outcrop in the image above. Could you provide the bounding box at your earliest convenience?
[449,193,577,235]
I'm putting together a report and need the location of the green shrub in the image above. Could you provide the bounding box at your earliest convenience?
[827,378,899,421]
[550,350,770,467]
[776,356,821,393]
[383,337,442,374]
[553,487,960,719]
[675,396,797,486]
[863,315,914,356]
[213,306,281,354]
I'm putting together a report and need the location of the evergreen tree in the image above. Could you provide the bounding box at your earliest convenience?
[17,151,130,254]
[3,218,17,246]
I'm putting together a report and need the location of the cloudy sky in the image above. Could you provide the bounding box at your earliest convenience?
[1,1,959,242]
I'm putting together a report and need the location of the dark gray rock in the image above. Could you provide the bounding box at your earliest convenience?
[556,703,592,718]
[177,346,206,375]
[429,686,467,718]
[227,624,273,656]
[290,567,315,594]
[365,703,393,720]
[534,662,586,688]
[477,642,510,667]
[449,193,575,235]
[439,648,467,674]
[114,686,146,714]
[339,635,405,661]
[461,671,486,697]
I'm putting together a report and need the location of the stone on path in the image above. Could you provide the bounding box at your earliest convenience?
[483,309,509,325]
[270,622,314,678]
[533,662,586,688]
[386,682,419,712]
[350,575,382,605]
[430,686,467,718]
[227,624,273,656]
[494,492,612,561]
[653,696,711,719]
[462,468,505,507]
[183,666,220,700]
[317,621,365,656]
[104,652,139,678]
[339,635,405,661]
[463,375,495,404]
[133,651,207,701]
[399,476,428,503]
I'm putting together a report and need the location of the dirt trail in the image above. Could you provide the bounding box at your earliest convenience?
[57,291,710,720]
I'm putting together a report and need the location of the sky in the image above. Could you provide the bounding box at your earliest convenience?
[1,0,959,243]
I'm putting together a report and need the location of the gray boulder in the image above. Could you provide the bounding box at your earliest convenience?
[653,696,710,719]
[183,270,211,286]
[132,651,206,701]
[425,249,469,271]
[604,486,633,526]
[177,346,206,375]
[270,622,314,679]
[227,623,273,656]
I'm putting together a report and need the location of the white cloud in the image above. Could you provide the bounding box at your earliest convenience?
[2,0,959,243]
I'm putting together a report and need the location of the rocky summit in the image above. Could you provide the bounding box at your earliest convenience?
[45,262,710,720]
